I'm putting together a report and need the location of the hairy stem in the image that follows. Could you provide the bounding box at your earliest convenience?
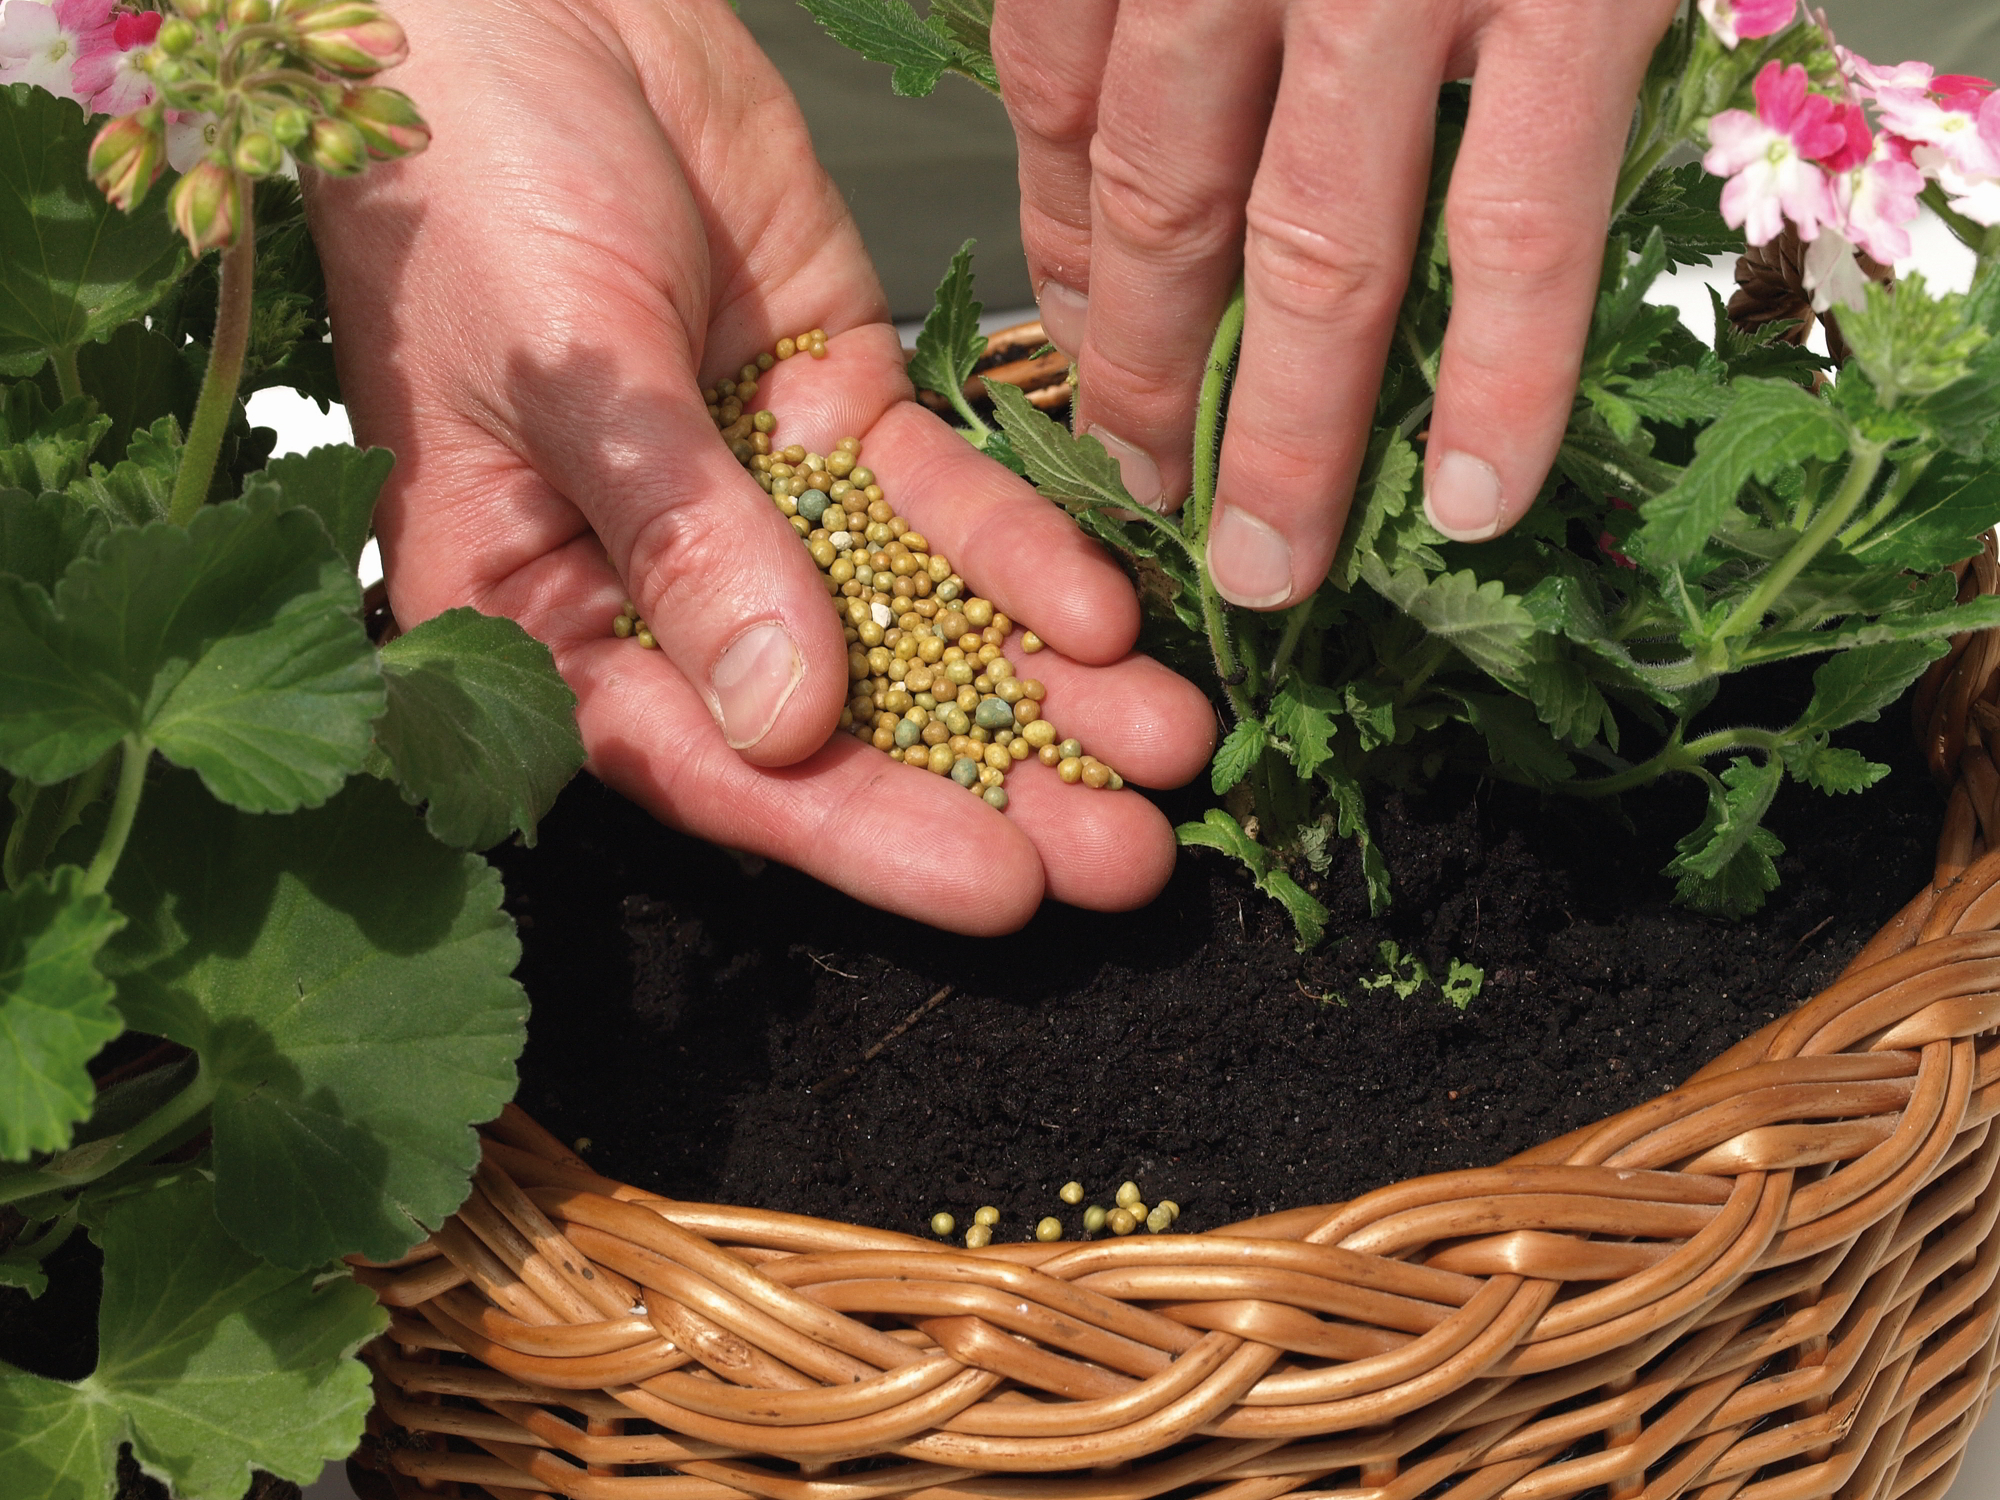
[1718,438,1887,642]
[168,188,256,527]
[82,735,149,897]
[51,345,82,404]
[1268,599,1315,688]
[1571,725,1783,799]
[1188,283,1245,547]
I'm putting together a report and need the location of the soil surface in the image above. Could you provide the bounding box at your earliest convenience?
[495,667,1943,1242]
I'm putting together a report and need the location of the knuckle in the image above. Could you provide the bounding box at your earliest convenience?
[998,53,1096,149]
[1445,192,1600,292]
[1089,139,1237,265]
[1242,199,1400,328]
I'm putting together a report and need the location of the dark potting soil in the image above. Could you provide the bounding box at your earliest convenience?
[495,670,1943,1242]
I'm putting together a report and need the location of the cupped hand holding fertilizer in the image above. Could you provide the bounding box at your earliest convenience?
[306,0,1217,933]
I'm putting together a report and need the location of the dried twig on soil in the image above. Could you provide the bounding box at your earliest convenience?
[810,985,955,1094]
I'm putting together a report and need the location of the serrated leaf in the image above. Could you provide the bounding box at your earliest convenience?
[0,380,108,493]
[1332,431,1419,588]
[0,866,124,1161]
[1175,807,1267,873]
[1260,868,1328,952]
[63,414,179,531]
[1268,677,1339,779]
[1520,652,1615,749]
[0,1175,383,1500]
[1630,379,1849,566]
[1838,273,1990,404]
[906,239,985,409]
[1325,768,1389,916]
[1797,638,1948,736]
[1455,691,1574,783]
[246,444,392,574]
[1210,718,1266,795]
[1666,756,1785,916]
[928,0,996,86]
[0,487,93,593]
[1611,162,1739,270]
[364,607,585,850]
[988,381,1135,512]
[101,772,526,1267]
[0,85,187,375]
[0,489,384,810]
[1615,361,1733,428]
[1844,452,2000,572]
[1359,556,1536,677]
[800,0,958,95]
[1342,681,1398,752]
[1779,736,1889,794]
[1750,593,2000,660]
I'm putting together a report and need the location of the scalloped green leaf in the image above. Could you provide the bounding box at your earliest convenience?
[0,866,123,1161]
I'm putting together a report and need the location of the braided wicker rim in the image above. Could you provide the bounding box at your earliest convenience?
[354,544,2000,1500]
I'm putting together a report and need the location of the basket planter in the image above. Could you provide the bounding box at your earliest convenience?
[351,559,2000,1500]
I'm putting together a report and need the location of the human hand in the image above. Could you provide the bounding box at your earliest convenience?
[306,0,1216,933]
[991,0,1679,607]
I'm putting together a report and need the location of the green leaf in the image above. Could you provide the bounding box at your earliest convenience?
[1454,691,1574,783]
[0,866,123,1161]
[1210,718,1266,796]
[0,380,108,493]
[1441,958,1484,1010]
[1260,869,1328,952]
[248,444,392,574]
[1359,556,1536,677]
[0,488,92,593]
[364,607,585,851]
[1630,378,1849,566]
[1666,756,1785,916]
[1838,273,1991,404]
[102,772,527,1267]
[0,489,384,811]
[1844,452,2000,572]
[0,85,187,376]
[1797,638,1949,736]
[1582,230,1679,381]
[73,322,199,466]
[906,239,985,410]
[1749,593,2000,661]
[1326,768,1390,916]
[63,414,179,531]
[988,381,1136,512]
[1268,677,1339,779]
[928,0,996,86]
[1611,162,1740,271]
[1779,736,1890,794]
[800,0,959,95]
[1614,361,1734,428]
[1176,810,1329,950]
[1332,431,1419,589]
[1342,681,1398,752]
[0,1176,383,1500]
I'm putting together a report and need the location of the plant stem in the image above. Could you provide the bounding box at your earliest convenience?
[1570,725,1783,799]
[168,185,256,527]
[1718,438,1886,642]
[948,382,995,447]
[51,345,82,404]
[1187,282,1245,547]
[83,735,149,897]
[0,1059,216,1210]
[1268,600,1315,688]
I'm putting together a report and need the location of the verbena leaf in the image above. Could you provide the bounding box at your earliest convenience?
[1332,431,1419,588]
[0,1175,382,1500]
[1359,556,1536,677]
[1844,452,2000,572]
[0,85,186,375]
[1210,718,1265,795]
[365,607,585,850]
[988,381,1136,511]
[1797,638,1949,735]
[1173,809,1327,951]
[1267,678,1339,778]
[246,444,392,574]
[799,0,958,95]
[1631,378,1849,566]
[102,772,527,1267]
[1838,273,1990,403]
[1454,691,1574,783]
[0,866,123,1161]
[0,488,384,811]
[1326,767,1390,916]
[1260,869,1328,951]
[928,0,997,87]
[1750,593,2000,660]
[1779,736,1889,794]
[1666,756,1785,916]
[906,239,985,408]
[1615,361,1733,427]
[1611,162,1739,270]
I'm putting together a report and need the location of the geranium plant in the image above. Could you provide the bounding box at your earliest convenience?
[817,0,2000,942]
[0,3,584,1495]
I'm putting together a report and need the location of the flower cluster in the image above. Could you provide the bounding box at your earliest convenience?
[1698,8,1998,312]
[57,0,428,253]
[0,0,162,117]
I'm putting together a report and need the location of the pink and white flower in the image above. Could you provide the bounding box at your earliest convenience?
[1704,62,1847,245]
[1838,51,1933,99]
[1829,135,1924,267]
[0,0,113,104]
[1698,0,1796,50]
[1873,73,2000,225]
[71,7,160,116]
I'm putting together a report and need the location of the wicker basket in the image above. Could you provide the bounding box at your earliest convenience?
[352,545,2000,1500]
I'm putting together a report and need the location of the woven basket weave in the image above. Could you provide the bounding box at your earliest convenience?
[353,546,2000,1500]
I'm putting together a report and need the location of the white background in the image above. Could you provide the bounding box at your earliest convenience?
[282,229,1998,1496]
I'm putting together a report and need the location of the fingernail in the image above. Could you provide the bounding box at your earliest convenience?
[1085,425,1163,509]
[1207,505,1293,608]
[1424,451,1504,542]
[710,621,803,750]
[1037,280,1087,357]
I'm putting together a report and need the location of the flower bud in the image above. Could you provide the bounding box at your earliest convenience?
[303,115,367,175]
[234,129,283,176]
[340,85,428,158]
[89,112,166,212]
[291,4,407,76]
[227,0,271,21]
[157,16,198,53]
[174,0,221,18]
[168,158,243,253]
[271,105,311,147]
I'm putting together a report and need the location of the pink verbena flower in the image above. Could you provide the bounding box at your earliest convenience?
[0,0,114,103]
[1838,50,1933,99]
[1829,136,1924,266]
[1698,0,1796,50]
[1874,73,2000,225]
[72,8,160,116]
[1704,62,1846,244]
